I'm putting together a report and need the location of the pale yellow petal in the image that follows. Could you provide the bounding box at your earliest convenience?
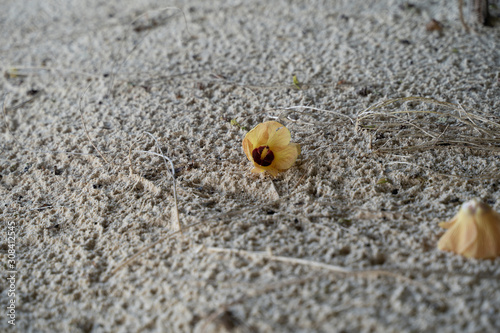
[267,123,291,148]
[272,143,300,170]
[245,122,270,149]
[243,121,300,177]
[242,137,253,162]
[251,166,265,173]
[265,167,279,177]
[263,121,285,136]
[295,142,301,156]
[438,199,500,259]
[437,213,477,256]
[470,206,500,259]
[438,218,457,229]
[252,163,278,177]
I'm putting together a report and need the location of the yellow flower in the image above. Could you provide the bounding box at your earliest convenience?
[242,121,300,176]
[438,199,500,259]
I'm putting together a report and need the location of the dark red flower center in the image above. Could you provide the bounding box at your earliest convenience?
[252,146,274,167]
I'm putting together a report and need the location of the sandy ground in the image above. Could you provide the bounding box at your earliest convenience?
[1,0,500,332]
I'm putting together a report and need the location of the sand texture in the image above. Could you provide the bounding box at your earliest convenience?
[1,0,500,332]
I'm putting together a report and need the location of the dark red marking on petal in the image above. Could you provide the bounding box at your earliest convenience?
[252,146,274,167]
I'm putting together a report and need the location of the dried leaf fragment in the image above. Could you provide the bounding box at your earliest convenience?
[426,19,443,32]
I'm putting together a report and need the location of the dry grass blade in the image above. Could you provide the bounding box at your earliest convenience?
[102,133,185,282]
[208,246,350,273]
[2,95,24,147]
[384,161,500,180]
[279,105,355,124]
[3,90,43,112]
[103,220,206,282]
[355,97,500,152]
[201,246,434,329]
[458,0,471,32]
[200,274,321,332]
[78,85,111,164]
[108,6,190,93]
[206,247,426,287]
[143,132,181,232]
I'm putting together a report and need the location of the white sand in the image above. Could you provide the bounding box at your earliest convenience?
[1,0,500,332]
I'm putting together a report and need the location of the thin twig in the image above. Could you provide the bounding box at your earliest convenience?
[355,97,500,153]
[108,7,191,94]
[138,133,180,232]
[206,247,426,288]
[201,274,323,331]
[207,246,350,273]
[4,90,43,112]
[279,105,355,124]
[458,0,471,32]
[473,0,489,25]
[103,220,206,282]
[104,182,309,282]
[128,143,135,176]
[202,246,433,329]
[2,95,24,147]
[78,85,111,164]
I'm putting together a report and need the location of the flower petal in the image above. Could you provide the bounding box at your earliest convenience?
[251,166,266,173]
[245,122,271,148]
[438,213,478,257]
[267,123,291,148]
[265,166,279,177]
[252,162,279,177]
[438,217,457,229]
[243,121,300,177]
[242,137,253,162]
[473,205,500,258]
[438,199,500,259]
[272,143,300,170]
[263,121,285,135]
